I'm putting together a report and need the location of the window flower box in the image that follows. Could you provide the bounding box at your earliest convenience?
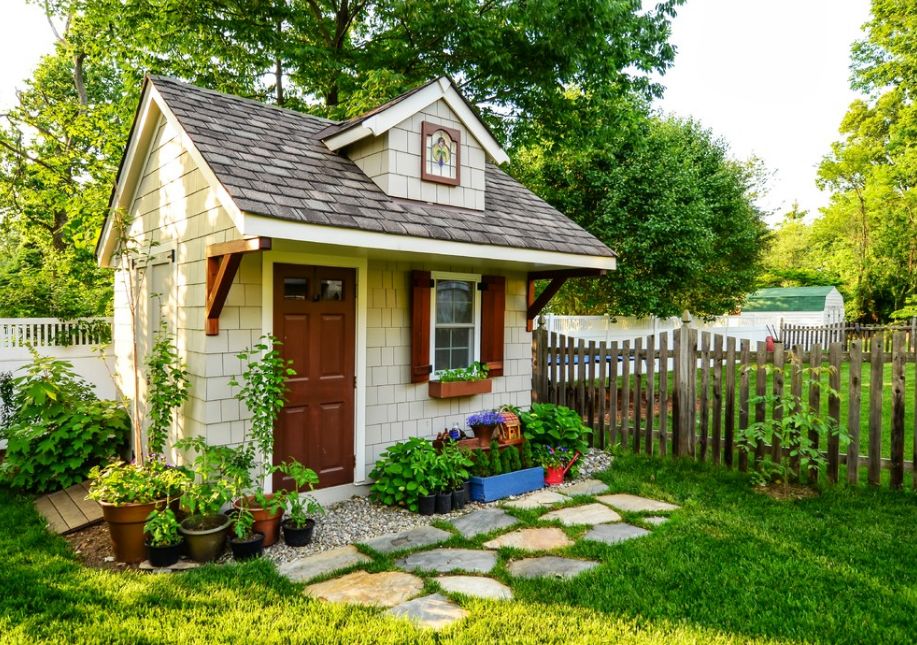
[428,378,492,399]
[468,467,544,502]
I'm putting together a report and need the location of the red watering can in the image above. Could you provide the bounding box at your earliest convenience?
[544,451,580,486]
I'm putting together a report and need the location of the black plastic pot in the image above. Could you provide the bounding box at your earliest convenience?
[282,519,316,547]
[452,487,466,510]
[463,481,471,499]
[146,540,182,568]
[435,491,453,514]
[229,532,265,561]
[418,494,436,516]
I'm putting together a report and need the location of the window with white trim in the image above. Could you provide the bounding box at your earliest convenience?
[431,272,480,373]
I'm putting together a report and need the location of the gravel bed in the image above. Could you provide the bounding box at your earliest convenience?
[265,448,613,565]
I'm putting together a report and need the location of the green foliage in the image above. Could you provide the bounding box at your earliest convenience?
[519,403,592,455]
[521,440,535,469]
[500,445,514,474]
[368,437,438,512]
[439,443,473,490]
[513,94,768,318]
[737,358,847,493]
[232,505,257,541]
[0,351,130,493]
[489,440,503,476]
[890,295,917,321]
[229,335,295,486]
[173,436,250,517]
[276,460,323,528]
[143,508,181,548]
[86,459,189,505]
[145,324,190,456]
[471,448,490,477]
[437,361,489,383]
[0,371,13,434]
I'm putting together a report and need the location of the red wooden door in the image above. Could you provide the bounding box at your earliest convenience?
[273,264,355,490]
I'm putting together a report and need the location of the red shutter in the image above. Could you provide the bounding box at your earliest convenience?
[410,270,433,383]
[479,275,506,377]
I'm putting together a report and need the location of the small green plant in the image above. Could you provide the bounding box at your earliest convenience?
[144,507,181,547]
[276,459,323,528]
[437,361,489,383]
[1,350,130,493]
[145,324,190,456]
[489,439,503,475]
[521,441,534,469]
[738,356,846,494]
[86,459,190,505]
[500,445,514,473]
[519,403,592,455]
[174,437,251,517]
[440,443,473,490]
[471,448,490,477]
[0,371,13,436]
[369,437,437,512]
[232,505,256,540]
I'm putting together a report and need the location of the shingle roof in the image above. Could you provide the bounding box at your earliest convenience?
[150,76,614,258]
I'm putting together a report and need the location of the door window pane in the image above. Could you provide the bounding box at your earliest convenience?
[283,277,308,300]
[320,279,343,301]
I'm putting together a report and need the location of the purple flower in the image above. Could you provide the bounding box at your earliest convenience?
[467,410,503,427]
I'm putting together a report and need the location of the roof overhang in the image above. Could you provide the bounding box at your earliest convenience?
[240,212,616,272]
[96,78,245,268]
[321,77,510,165]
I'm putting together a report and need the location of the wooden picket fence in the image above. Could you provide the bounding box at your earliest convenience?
[780,318,917,352]
[532,323,917,489]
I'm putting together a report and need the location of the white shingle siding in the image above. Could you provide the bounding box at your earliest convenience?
[346,99,486,211]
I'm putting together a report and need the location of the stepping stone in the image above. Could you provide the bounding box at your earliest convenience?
[483,527,573,551]
[305,570,423,607]
[387,593,467,630]
[539,503,621,527]
[507,556,599,580]
[360,525,451,554]
[644,516,669,526]
[583,523,650,545]
[597,493,679,513]
[449,508,518,538]
[436,575,513,600]
[502,490,569,510]
[396,548,497,574]
[562,479,609,496]
[277,545,372,583]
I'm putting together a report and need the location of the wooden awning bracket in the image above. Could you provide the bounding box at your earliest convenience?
[526,268,606,332]
[205,237,272,335]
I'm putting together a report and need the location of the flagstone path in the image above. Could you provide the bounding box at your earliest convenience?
[285,487,682,630]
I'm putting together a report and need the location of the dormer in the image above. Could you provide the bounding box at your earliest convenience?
[320,77,509,211]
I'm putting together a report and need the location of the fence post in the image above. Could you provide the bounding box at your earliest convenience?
[676,311,693,457]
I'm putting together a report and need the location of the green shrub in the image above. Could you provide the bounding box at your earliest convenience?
[0,351,130,493]
[500,445,514,473]
[522,440,534,469]
[369,437,437,512]
[489,439,503,475]
[519,403,592,455]
[472,448,490,477]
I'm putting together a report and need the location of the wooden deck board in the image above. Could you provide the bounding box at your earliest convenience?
[35,482,103,534]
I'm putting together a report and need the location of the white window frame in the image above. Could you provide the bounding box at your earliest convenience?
[429,270,481,379]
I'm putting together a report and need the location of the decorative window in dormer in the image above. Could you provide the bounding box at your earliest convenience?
[421,121,461,186]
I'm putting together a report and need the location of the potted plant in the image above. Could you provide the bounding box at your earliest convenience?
[467,439,544,503]
[144,504,183,567]
[228,502,265,561]
[369,437,438,515]
[86,459,189,564]
[228,336,295,547]
[174,437,237,562]
[441,443,473,510]
[430,451,453,514]
[467,410,504,447]
[519,403,592,480]
[278,459,323,547]
[429,361,491,398]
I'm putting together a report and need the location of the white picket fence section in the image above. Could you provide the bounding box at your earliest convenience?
[0,318,116,400]
[540,313,780,347]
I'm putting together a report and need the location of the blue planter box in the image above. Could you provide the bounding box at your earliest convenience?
[469,467,544,502]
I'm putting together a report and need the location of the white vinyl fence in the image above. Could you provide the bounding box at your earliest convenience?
[540,313,780,347]
[0,318,116,400]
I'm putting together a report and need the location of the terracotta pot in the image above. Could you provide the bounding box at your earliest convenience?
[471,424,497,447]
[233,495,283,547]
[180,514,232,562]
[428,379,492,399]
[99,498,172,564]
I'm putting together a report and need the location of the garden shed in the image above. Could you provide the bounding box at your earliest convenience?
[96,75,616,501]
[739,286,845,326]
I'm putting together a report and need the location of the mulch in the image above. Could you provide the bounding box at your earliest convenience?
[63,523,141,571]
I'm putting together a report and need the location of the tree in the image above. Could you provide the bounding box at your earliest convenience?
[757,203,842,289]
[513,93,768,319]
[1,0,685,316]
[813,0,917,321]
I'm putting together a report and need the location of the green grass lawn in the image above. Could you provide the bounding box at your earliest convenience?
[3,455,917,644]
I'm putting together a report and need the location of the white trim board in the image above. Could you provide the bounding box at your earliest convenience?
[243,214,617,272]
[260,250,369,491]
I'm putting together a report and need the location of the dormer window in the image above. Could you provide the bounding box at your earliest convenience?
[421,122,460,186]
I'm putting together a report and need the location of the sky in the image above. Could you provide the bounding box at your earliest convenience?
[0,0,873,223]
